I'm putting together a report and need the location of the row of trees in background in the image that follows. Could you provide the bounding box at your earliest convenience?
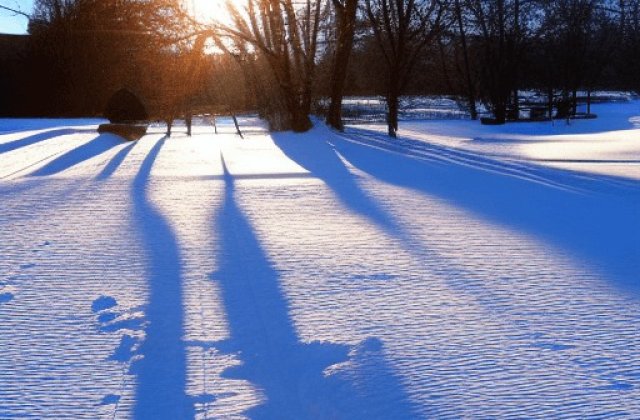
[1,0,246,120]
[2,0,640,135]
[330,0,640,133]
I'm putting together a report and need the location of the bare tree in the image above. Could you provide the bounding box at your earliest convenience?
[464,0,530,124]
[453,0,477,119]
[326,0,359,131]
[27,0,191,116]
[222,0,326,132]
[617,0,640,93]
[364,0,445,137]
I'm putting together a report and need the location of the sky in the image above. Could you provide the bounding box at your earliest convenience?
[0,0,230,35]
[0,0,33,34]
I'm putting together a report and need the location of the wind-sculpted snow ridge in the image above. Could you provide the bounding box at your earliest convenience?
[1,114,640,418]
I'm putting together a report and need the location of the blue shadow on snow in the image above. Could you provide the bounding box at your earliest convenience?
[131,136,193,419]
[326,128,640,294]
[96,140,137,180]
[210,154,417,419]
[0,127,93,155]
[29,134,123,176]
[272,131,408,241]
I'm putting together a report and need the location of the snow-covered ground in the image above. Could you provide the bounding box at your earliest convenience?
[0,105,639,419]
[354,101,640,180]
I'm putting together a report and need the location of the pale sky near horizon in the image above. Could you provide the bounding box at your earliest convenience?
[0,0,34,34]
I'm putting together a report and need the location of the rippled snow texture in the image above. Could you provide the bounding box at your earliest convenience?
[1,117,639,419]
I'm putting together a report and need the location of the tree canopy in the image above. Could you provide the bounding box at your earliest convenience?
[2,0,639,130]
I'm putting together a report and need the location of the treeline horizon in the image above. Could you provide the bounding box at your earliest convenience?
[1,0,639,135]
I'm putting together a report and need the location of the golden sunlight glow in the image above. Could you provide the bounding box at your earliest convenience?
[190,0,234,25]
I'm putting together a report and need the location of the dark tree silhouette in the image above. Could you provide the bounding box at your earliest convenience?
[364,0,445,137]
[464,0,529,124]
[23,0,190,117]
[223,0,326,132]
[326,0,359,131]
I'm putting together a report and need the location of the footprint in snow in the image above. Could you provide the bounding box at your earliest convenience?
[100,394,121,406]
[92,295,118,313]
[92,295,145,363]
[110,334,138,362]
[92,296,145,333]
[0,292,14,304]
[99,314,146,333]
[32,241,51,253]
[97,311,117,324]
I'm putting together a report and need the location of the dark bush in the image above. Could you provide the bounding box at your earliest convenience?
[104,88,148,123]
[480,117,504,125]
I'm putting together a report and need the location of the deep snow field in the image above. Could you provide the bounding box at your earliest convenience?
[0,103,639,419]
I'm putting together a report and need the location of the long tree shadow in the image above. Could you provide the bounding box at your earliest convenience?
[271,131,408,240]
[131,136,193,419]
[0,128,93,155]
[212,154,416,419]
[327,130,640,294]
[29,134,124,177]
[0,119,104,134]
[96,141,137,180]
[344,125,640,192]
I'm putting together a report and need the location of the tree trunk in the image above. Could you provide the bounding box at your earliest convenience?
[454,0,477,120]
[326,0,359,131]
[291,109,313,132]
[387,91,399,137]
[513,0,521,120]
[286,91,313,132]
[186,109,192,136]
[547,86,554,119]
[222,0,322,133]
[493,97,507,124]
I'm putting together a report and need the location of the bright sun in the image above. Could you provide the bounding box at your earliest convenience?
[190,0,234,25]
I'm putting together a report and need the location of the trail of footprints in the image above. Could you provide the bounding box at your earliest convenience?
[91,294,146,413]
